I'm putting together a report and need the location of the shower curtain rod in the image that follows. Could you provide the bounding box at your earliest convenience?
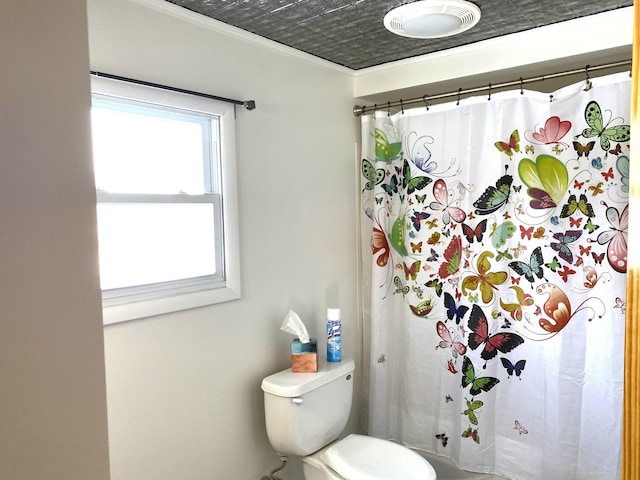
[352,59,631,117]
[90,71,256,111]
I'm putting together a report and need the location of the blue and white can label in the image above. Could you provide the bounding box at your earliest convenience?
[327,321,341,362]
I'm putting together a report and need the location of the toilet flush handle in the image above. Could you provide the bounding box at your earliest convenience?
[292,397,304,405]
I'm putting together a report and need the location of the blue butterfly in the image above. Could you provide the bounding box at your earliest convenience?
[411,211,430,231]
[591,157,604,170]
[501,358,526,378]
[473,167,513,215]
[550,229,582,263]
[508,246,546,285]
[444,292,469,325]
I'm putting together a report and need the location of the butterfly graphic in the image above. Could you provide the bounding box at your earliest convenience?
[361,159,385,191]
[533,227,546,239]
[438,235,462,279]
[499,285,534,321]
[577,100,631,155]
[473,167,513,215]
[501,358,526,378]
[430,179,467,224]
[597,203,628,273]
[579,244,591,256]
[518,154,569,210]
[411,211,430,231]
[614,297,627,315]
[393,276,409,296]
[601,167,614,181]
[410,299,435,318]
[550,230,582,264]
[495,130,520,157]
[461,355,500,395]
[435,433,449,447]
[411,241,423,254]
[508,246,546,286]
[461,251,509,304]
[425,278,444,297]
[514,420,529,436]
[374,128,402,162]
[381,174,399,195]
[446,359,458,374]
[591,156,604,170]
[462,427,480,444]
[371,224,390,267]
[569,217,583,228]
[573,179,585,190]
[403,260,421,281]
[617,155,630,194]
[519,225,534,240]
[573,141,595,158]
[560,194,595,218]
[461,219,488,244]
[496,249,513,261]
[463,398,483,425]
[405,132,435,173]
[402,159,432,195]
[535,282,598,337]
[609,143,622,156]
[584,218,600,234]
[531,116,571,145]
[426,248,439,262]
[467,304,524,364]
[444,291,469,324]
[592,251,605,265]
[436,321,467,358]
[589,182,605,197]
[377,353,386,364]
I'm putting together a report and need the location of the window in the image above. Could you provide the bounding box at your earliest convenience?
[90,76,240,324]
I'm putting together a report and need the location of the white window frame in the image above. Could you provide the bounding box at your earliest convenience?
[91,76,241,324]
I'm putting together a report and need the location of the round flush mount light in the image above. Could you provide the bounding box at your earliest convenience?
[384,0,481,39]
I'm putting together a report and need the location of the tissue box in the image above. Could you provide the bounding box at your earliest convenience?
[291,338,318,373]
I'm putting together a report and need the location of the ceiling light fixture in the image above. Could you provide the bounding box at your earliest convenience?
[384,0,481,39]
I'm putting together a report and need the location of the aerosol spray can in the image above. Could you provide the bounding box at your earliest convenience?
[327,308,342,362]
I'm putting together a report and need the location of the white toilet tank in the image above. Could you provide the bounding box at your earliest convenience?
[261,358,355,456]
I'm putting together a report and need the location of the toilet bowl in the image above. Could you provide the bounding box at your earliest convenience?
[261,358,437,479]
[302,434,437,480]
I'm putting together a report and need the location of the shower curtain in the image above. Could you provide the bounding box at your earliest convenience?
[359,72,630,480]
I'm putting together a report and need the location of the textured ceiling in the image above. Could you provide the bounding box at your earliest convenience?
[164,0,632,70]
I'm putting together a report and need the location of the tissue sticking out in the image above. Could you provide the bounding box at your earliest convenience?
[281,310,318,373]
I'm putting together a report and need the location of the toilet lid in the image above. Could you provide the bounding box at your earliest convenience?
[324,434,437,480]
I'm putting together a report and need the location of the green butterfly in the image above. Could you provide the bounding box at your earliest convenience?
[402,159,432,195]
[393,276,409,296]
[496,249,513,261]
[545,256,561,272]
[461,355,500,396]
[362,159,385,192]
[579,100,630,154]
[584,218,600,234]
[560,193,595,218]
[375,128,402,162]
[463,398,483,425]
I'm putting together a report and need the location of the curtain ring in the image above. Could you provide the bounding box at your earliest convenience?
[456,88,462,106]
[422,95,429,111]
[584,64,593,91]
[387,101,391,117]
[373,104,377,117]
[549,94,554,103]
[400,99,404,114]
[488,83,492,101]
[520,77,524,95]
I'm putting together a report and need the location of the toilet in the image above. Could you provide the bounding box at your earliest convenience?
[261,357,437,479]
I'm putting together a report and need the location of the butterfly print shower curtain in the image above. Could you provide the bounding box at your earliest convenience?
[359,72,629,479]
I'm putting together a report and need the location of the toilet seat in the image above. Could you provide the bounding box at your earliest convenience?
[322,434,437,480]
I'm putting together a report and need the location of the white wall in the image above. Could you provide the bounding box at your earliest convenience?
[87,0,359,479]
[0,1,110,479]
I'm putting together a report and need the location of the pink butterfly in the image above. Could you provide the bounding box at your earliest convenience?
[597,203,628,273]
[514,420,528,435]
[436,321,467,358]
[557,265,576,282]
[601,167,614,181]
[531,116,571,145]
[520,225,533,240]
[430,179,467,225]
